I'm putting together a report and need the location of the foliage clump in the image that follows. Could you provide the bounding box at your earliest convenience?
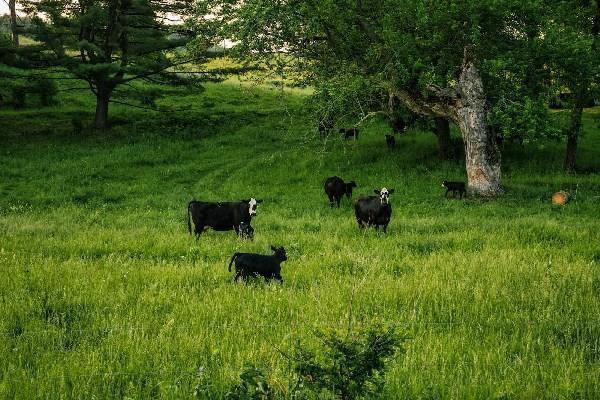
[292,325,405,399]
[226,325,405,400]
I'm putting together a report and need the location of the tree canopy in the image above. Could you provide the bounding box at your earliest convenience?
[199,0,598,194]
[21,0,204,128]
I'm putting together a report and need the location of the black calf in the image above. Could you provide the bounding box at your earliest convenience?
[442,180,466,199]
[340,127,359,140]
[228,246,288,283]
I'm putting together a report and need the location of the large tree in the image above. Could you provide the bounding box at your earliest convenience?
[22,0,202,129]
[203,0,556,196]
[546,0,599,171]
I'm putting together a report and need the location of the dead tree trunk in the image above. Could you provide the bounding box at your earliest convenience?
[455,56,502,196]
[393,48,503,197]
[9,0,19,46]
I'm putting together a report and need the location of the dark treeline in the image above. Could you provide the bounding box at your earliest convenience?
[1,0,599,196]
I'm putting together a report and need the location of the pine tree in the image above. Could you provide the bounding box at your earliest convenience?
[22,0,200,129]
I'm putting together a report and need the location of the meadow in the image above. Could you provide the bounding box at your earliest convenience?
[1,80,600,399]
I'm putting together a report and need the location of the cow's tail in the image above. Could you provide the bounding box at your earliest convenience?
[187,201,193,235]
[228,253,240,272]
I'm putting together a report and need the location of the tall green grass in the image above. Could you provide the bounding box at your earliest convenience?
[1,81,599,398]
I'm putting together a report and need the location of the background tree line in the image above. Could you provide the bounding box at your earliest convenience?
[1,0,598,196]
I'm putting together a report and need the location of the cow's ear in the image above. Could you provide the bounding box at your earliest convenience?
[388,189,395,194]
[271,245,277,251]
[373,189,380,195]
[256,199,263,204]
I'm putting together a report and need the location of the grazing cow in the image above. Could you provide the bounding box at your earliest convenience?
[239,221,254,240]
[354,187,395,233]
[324,176,357,208]
[340,127,359,140]
[318,120,334,137]
[187,198,262,238]
[228,246,288,283]
[385,134,396,150]
[441,180,466,199]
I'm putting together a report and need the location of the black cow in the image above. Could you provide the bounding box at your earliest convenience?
[354,187,395,233]
[187,198,262,238]
[228,246,288,283]
[441,181,466,199]
[239,221,254,240]
[385,134,396,150]
[340,127,359,140]
[324,176,357,208]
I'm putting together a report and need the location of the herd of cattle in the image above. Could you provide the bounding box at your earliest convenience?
[187,176,465,283]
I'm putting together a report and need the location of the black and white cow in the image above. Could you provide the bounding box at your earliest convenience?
[324,176,357,208]
[187,198,262,238]
[354,187,395,233]
[228,246,288,283]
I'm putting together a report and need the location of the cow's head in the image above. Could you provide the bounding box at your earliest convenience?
[373,187,394,205]
[345,181,357,198]
[242,198,263,217]
[271,245,287,261]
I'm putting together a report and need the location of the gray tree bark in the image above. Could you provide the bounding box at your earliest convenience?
[455,56,502,196]
[9,0,19,46]
[393,48,503,196]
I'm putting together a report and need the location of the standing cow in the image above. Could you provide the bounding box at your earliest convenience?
[324,176,357,208]
[187,198,262,238]
[228,246,288,283]
[354,187,395,233]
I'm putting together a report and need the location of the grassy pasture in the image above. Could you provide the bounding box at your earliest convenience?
[1,81,600,398]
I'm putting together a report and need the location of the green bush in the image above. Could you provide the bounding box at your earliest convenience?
[11,85,26,109]
[31,78,58,106]
[292,325,406,400]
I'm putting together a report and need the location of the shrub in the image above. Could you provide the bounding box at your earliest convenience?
[225,366,274,400]
[11,85,26,109]
[292,325,406,400]
[31,78,58,106]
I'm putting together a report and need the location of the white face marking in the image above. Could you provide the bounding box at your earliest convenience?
[380,187,390,204]
[441,183,445,188]
[248,198,258,216]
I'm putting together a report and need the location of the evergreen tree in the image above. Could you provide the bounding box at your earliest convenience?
[22,0,201,129]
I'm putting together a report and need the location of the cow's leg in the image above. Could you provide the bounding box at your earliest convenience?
[445,189,450,198]
[234,271,242,282]
[328,194,335,208]
[336,197,341,208]
[194,224,204,239]
[383,224,388,234]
